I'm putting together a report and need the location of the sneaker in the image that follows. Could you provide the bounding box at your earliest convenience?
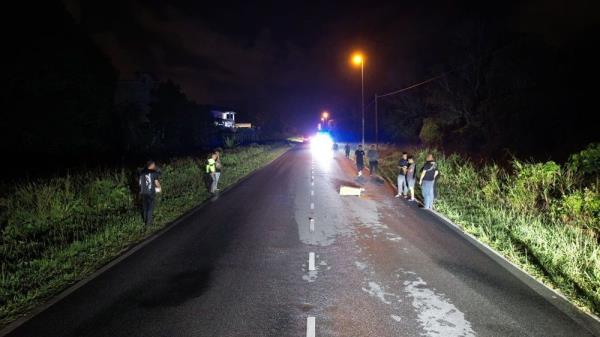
[394,194,401,198]
[409,198,416,202]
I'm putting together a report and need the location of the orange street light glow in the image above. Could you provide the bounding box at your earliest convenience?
[322,111,329,119]
[352,53,364,65]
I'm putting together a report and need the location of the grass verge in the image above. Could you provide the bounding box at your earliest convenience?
[378,144,600,316]
[0,143,289,328]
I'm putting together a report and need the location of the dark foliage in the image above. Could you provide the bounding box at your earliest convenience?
[379,17,600,161]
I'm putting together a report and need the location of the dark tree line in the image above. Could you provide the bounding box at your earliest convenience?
[380,17,600,161]
[1,2,256,177]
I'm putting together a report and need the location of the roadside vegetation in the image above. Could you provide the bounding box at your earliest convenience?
[0,143,288,328]
[379,143,600,315]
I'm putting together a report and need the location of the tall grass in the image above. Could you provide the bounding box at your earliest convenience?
[0,143,289,328]
[379,144,600,315]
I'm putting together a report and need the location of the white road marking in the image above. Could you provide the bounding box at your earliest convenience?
[306,317,316,337]
[310,218,315,232]
[311,181,314,186]
[310,202,314,209]
[309,252,316,271]
[311,190,314,196]
[311,175,314,181]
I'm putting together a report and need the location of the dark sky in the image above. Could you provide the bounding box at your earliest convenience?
[63,0,599,132]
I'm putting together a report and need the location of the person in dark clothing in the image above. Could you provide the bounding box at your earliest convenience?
[138,161,161,226]
[344,144,351,158]
[355,145,365,176]
[419,154,439,209]
[395,152,409,198]
[367,144,379,175]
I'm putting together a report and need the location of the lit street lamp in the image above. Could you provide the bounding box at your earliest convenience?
[351,52,365,147]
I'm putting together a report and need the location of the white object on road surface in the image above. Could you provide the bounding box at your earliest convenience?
[309,218,315,232]
[309,252,316,271]
[306,316,316,337]
[339,185,364,196]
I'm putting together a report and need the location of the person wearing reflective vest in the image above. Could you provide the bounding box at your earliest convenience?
[206,152,217,194]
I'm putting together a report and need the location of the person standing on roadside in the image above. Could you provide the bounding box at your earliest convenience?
[406,155,417,201]
[419,154,439,210]
[206,152,217,194]
[367,144,379,175]
[214,148,223,192]
[355,144,365,176]
[345,143,351,158]
[395,152,409,198]
[139,160,161,226]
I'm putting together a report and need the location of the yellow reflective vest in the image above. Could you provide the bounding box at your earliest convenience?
[206,158,216,173]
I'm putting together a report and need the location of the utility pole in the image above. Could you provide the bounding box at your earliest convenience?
[375,93,379,149]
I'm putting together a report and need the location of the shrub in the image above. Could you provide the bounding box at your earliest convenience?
[568,143,600,176]
[556,188,600,233]
[419,118,443,145]
[508,160,561,211]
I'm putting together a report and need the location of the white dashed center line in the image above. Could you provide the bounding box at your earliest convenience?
[309,252,316,271]
[306,317,316,337]
[311,190,314,196]
[309,218,315,232]
[310,202,314,210]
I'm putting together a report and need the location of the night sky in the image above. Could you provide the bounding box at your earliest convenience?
[58,0,599,133]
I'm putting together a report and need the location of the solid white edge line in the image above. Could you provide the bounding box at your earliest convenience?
[306,316,316,337]
[308,252,315,271]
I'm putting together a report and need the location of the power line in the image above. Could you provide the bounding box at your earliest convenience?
[376,38,525,99]
[377,74,446,98]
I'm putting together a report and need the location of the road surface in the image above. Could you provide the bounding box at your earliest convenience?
[5,145,596,337]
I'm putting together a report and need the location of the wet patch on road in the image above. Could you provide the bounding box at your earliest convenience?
[403,275,476,337]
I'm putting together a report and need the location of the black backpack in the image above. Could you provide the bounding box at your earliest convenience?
[140,170,155,195]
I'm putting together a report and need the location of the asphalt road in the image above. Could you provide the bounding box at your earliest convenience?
[5,145,596,337]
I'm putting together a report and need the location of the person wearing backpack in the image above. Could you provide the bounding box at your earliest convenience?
[138,160,161,226]
[419,154,439,210]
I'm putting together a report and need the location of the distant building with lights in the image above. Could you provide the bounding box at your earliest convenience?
[211,110,252,129]
[212,110,236,128]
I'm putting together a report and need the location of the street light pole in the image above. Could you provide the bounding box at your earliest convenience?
[361,60,365,148]
[351,52,366,147]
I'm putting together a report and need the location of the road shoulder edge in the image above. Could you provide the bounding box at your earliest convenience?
[376,159,600,336]
[0,145,292,337]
